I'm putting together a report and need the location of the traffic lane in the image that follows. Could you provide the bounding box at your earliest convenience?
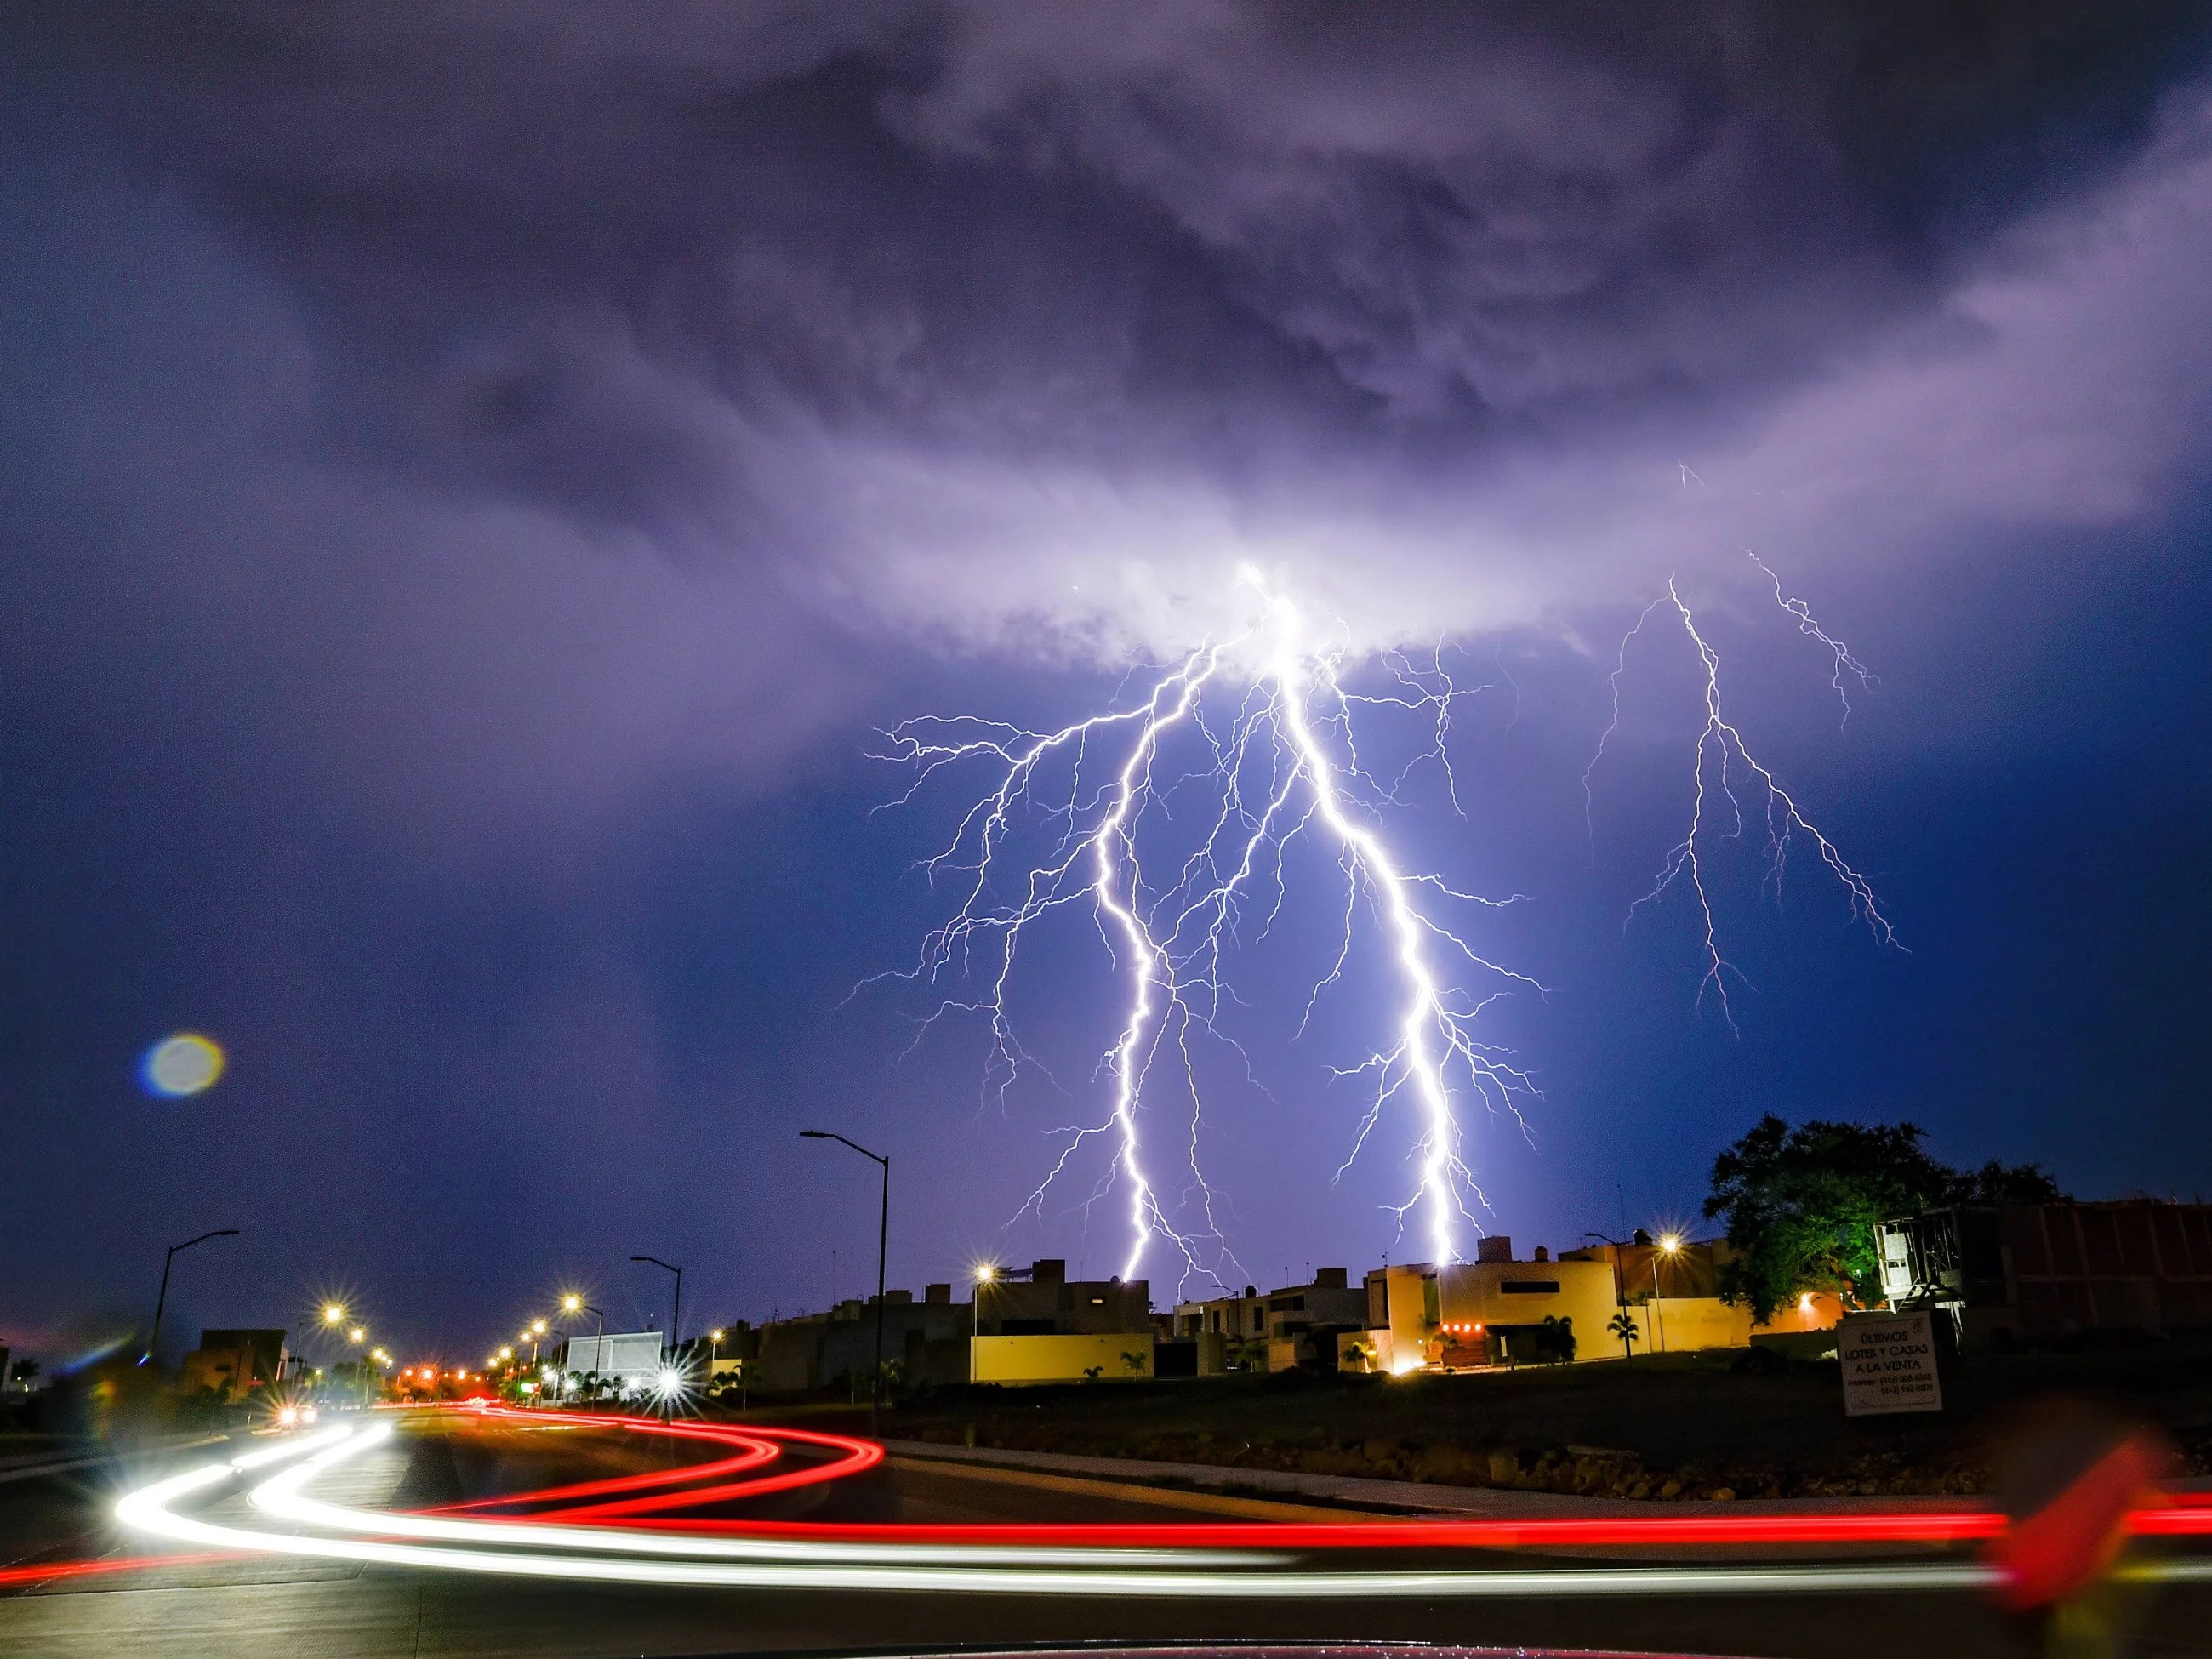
[0,1430,253,1576]
[5,1421,2198,1659]
[7,1570,2166,1659]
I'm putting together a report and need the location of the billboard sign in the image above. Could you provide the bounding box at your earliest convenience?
[1839,1309,1942,1416]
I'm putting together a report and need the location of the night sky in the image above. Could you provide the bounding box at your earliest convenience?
[6,4,2212,1368]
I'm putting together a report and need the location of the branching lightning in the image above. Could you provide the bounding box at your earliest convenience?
[876,555,1896,1287]
[1588,556,1901,1033]
[869,570,1536,1286]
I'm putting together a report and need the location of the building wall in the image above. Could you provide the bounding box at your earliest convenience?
[972,1332,1155,1384]
[822,1299,972,1381]
[1439,1259,1619,1362]
[1882,1200,2212,1345]
[1174,1269,1365,1360]
[1171,1292,1269,1342]
[183,1329,289,1400]
[976,1263,1150,1337]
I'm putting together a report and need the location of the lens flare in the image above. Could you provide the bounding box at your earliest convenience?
[140,1032,225,1097]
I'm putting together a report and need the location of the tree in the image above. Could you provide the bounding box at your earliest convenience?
[1704,1115,2071,1320]
[1606,1311,1641,1358]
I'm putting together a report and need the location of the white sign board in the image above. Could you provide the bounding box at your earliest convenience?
[1839,1310,1942,1416]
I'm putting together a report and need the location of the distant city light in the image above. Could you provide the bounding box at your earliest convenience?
[140,1033,225,1097]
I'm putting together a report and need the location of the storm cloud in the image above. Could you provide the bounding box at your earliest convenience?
[11,1,2212,663]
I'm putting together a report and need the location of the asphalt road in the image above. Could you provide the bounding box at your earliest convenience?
[0,1413,2201,1659]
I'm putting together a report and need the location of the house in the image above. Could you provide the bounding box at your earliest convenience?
[1880,1199,2212,1348]
[180,1329,289,1400]
[971,1259,1154,1384]
[1172,1268,1368,1371]
[1366,1241,1620,1371]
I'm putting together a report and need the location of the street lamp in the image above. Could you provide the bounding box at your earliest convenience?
[971,1263,999,1384]
[801,1129,890,1436]
[630,1257,683,1360]
[1650,1234,1682,1354]
[322,1303,346,1328]
[140,1229,241,1365]
[560,1295,605,1401]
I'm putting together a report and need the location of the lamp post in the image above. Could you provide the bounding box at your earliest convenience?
[630,1257,683,1364]
[140,1229,241,1366]
[561,1296,604,1399]
[801,1130,890,1436]
[1650,1234,1682,1354]
[972,1263,995,1384]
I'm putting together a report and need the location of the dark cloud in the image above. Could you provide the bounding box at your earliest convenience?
[10,2,2211,653]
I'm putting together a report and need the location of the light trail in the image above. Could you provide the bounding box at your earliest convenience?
[115,1416,2015,1596]
[875,570,1536,1280]
[91,1408,2212,1604]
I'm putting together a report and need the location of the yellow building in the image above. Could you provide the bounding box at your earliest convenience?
[970,1332,1154,1384]
[1364,1240,1844,1369]
[1365,1241,1618,1370]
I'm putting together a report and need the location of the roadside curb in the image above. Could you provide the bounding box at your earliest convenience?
[882,1455,1383,1523]
[882,1440,1993,1520]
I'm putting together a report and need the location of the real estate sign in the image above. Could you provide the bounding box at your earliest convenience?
[1839,1309,1942,1416]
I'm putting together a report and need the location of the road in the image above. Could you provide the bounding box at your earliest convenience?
[0,1408,2200,1658]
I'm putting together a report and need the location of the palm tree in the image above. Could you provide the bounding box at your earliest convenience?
[1607,1310,1641,1359]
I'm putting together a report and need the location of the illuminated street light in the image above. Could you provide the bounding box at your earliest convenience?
[498,1346,513,1360]
[531,1319,547,1337]
[322,1303,346,1326]
[347,1327,365,1345]
[1651,1236,1685,1354]
[972,1263,999,1363]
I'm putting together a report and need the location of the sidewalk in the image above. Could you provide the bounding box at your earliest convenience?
[884,1438,1992,1519]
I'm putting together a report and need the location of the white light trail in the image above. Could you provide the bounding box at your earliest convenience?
[874,570,1537,1283]
[115,1420,2010,1597]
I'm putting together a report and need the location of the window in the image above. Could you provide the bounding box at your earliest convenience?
[1499,1280,1561,1295]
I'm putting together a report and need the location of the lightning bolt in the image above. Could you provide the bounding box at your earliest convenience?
[1588,557,1901,1033]
[876,555,1892,1285]
[870,571,1536,1287]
